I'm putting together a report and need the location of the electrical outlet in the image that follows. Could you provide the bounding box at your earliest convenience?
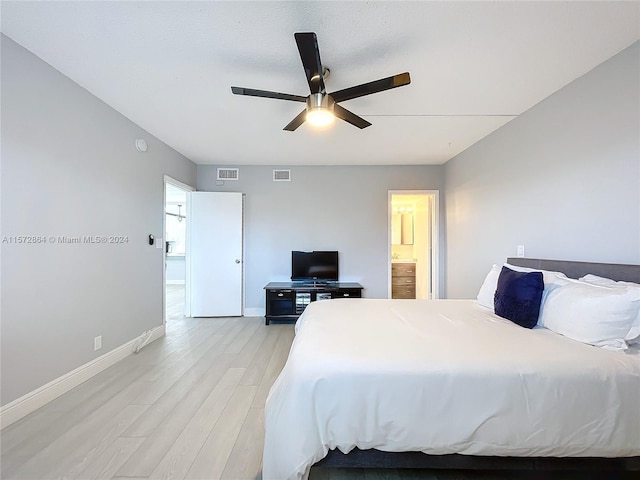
[94,336,102,351]
[517,245,525,257]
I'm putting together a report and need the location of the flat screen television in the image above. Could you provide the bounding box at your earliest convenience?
[291,251,339,282]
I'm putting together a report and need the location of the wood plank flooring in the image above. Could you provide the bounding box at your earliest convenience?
[1,286,633,480]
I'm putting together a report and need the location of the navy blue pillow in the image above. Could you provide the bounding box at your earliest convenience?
[494,266,544,329]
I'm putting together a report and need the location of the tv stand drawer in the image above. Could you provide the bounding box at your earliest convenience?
[266,289,296,318]
[330,289,362,299]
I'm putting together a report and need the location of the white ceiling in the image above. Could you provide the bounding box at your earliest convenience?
[2,1,638,166]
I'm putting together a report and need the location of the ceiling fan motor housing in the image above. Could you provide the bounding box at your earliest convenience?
[306,93,334,113]
[306,93,335,126]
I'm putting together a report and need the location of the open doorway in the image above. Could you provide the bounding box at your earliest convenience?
[388,190,439,299]
[163,176,194,324]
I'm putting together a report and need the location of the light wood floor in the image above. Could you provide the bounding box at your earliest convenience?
[1,286,632,480]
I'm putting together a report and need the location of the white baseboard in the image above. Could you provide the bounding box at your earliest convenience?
[166,280,185,285]
[0,324,165,430]
[244,307,265,317]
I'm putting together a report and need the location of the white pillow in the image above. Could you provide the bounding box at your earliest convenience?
[476,264,501,309]
[476,263,567,311]
[578,274,640,344]
[579,274,619,287]
[539,279,640,351]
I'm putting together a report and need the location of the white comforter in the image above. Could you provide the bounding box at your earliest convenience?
[263,299,640,480]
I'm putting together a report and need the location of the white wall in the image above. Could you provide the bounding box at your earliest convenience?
[444,42,640,298]
[1,35,197,406]
[197,165,444,311]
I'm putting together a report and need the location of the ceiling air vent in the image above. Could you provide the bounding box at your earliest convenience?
[273,169,291,182]
[217,168,239,181]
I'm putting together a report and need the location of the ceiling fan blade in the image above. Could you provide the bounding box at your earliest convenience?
[333,104,372,129]
[294,32,325,95]
[231,86,307,102]
[283,109,307,131]
[330,72,411,103]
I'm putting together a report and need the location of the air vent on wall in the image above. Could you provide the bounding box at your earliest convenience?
[217,168,239,181]
[273,169,291,182]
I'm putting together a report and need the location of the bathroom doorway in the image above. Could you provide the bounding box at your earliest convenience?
[388,191,439,299]
[164,176,194,323]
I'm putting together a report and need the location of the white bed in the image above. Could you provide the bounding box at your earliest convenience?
[263,296,640,480]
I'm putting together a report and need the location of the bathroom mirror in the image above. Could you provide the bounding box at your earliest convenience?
[401,213,414,245]
[392,213,414,245]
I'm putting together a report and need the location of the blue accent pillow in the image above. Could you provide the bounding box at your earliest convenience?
[494,266,544,329]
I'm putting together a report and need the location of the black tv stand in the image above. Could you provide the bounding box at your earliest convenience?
[264,281,363,325]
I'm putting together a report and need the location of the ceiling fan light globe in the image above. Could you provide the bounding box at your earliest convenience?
[306,108,335,127]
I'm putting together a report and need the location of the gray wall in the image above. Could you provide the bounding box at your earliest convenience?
[1,36,197,406]
[444,41,640,298]
[197,165,444,310]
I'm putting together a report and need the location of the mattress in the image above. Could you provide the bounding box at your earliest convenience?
[262,298,640,480]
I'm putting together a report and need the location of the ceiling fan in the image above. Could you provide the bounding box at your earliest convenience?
[231,32,411,131]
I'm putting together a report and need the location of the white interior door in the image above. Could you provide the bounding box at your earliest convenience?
[188,192,243,317]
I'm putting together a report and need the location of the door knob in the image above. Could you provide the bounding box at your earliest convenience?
[235,259,241,264]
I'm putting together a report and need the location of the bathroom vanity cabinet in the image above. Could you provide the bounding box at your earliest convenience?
[391,262,416,299]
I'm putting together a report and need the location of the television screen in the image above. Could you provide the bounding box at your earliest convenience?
[291,251,338,282]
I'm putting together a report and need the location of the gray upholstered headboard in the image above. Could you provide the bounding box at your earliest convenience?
[507,258,640,283]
